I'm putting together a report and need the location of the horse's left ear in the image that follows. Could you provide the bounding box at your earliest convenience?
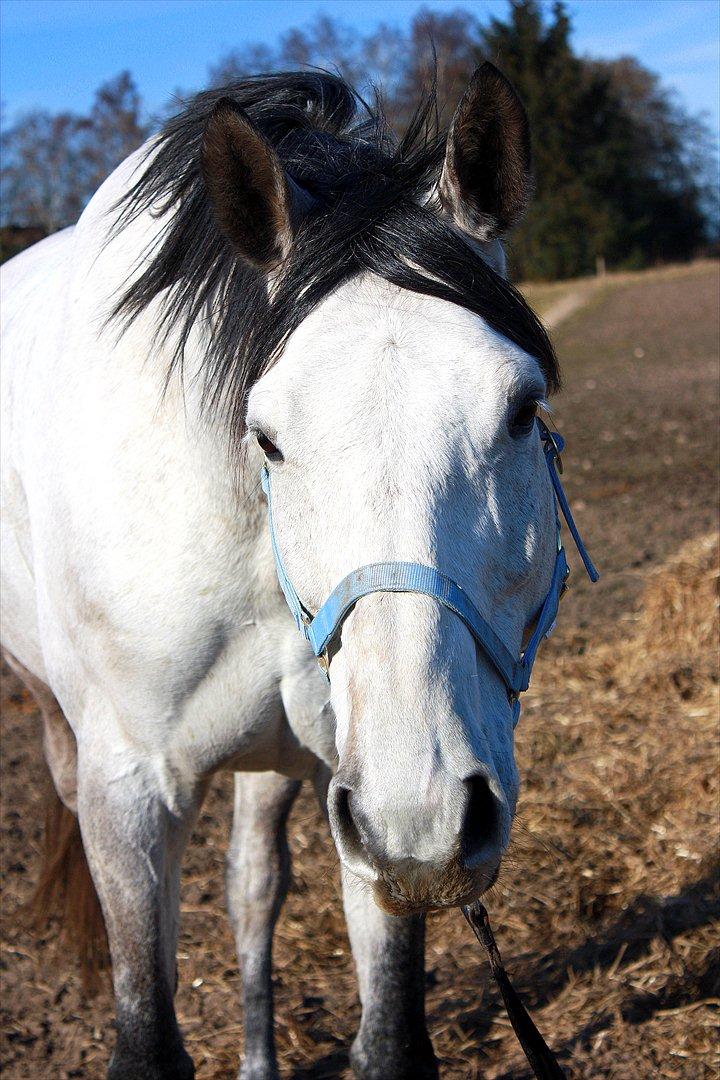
[202,97,311,271]
[439,62,531,242]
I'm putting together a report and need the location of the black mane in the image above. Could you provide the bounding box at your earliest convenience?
[113,71,558,439]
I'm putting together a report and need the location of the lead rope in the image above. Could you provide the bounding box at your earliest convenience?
[462,902,566,1079]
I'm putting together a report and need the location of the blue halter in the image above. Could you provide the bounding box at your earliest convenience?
[260,417,598,725]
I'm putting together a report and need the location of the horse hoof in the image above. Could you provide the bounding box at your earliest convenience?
[350,1035,439,1080]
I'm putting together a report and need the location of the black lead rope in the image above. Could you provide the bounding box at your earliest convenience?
[462,902,566,1080]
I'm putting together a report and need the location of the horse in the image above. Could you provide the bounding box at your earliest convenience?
[1,64,568,1079]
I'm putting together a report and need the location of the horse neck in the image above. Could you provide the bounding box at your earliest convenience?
[70,145,266,517]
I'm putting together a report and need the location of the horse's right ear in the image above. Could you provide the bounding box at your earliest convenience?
[439,62,532,242]
[202,98,309,272]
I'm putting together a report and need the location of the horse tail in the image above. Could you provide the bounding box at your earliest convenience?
[29,781,109,991]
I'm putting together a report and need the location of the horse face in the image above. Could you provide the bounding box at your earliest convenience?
[202,62,553,912]
[246,276,557,913]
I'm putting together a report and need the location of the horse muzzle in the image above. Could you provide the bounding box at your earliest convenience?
[370,858,501,917]
[328,771,506,913]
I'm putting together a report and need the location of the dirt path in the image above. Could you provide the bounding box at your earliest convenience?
[540,286,594,329]
[2,262,719,1079]
[522,259,717,326]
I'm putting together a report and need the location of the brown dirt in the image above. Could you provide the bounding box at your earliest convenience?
[1,262,719,1079]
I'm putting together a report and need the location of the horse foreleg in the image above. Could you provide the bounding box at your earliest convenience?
[226,770,301,1080]
[76,736,201,1080]
[341,866,438,1080]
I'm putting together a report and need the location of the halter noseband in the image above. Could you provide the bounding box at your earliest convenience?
[261,417,598,723]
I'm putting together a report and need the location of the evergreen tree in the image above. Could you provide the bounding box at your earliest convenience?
[480,1,711,278]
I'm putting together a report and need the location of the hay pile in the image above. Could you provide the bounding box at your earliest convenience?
[609,532,718,692]
[460,532,719,1078]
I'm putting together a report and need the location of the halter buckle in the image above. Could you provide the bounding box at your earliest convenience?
[545,429,564,473]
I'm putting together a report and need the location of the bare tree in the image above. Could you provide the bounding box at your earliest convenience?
[1,72,149,233]
[208,15,406,119]
[389,8,481,128]
[81,72,148,194]
[1,111,84,232]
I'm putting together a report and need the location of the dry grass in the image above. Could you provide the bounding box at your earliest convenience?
[1,262,719,1078]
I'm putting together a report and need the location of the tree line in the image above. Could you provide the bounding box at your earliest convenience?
[1,1,716,279]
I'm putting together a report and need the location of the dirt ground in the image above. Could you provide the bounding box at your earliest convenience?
[1,261,718,1079]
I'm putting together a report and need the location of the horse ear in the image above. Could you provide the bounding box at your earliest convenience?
[202,98,309,271]
[439,62,531,242]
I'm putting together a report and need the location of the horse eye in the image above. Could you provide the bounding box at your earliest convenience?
[256,431,283,461]
[509,399,538,438]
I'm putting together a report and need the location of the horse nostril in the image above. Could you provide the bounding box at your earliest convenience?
[328,782,377,881]
[460,774,503,869]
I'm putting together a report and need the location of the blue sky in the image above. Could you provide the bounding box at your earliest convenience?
[2,0,718,137]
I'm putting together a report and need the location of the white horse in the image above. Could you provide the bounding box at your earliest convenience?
[1,66,563,1079]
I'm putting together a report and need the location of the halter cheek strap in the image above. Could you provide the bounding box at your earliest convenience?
[260,418,597,721]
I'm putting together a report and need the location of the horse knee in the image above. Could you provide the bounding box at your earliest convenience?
[226,829,290,939]
[226,773,300,922]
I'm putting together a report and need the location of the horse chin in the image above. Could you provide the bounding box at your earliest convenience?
[369,860,500,917]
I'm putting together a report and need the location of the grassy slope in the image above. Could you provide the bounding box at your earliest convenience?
[1,263,719,1079]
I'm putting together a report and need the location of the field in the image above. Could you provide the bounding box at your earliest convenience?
[1,261,718,1079]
